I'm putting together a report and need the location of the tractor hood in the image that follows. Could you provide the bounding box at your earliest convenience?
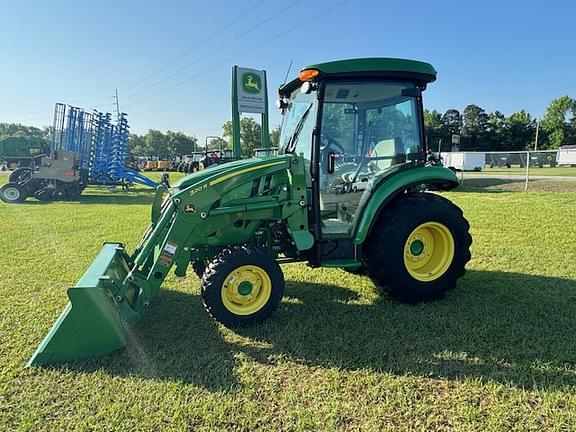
[173,154,291,190]
[151,155,292,225]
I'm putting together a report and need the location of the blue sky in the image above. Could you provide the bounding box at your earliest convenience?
[0,0,574,143]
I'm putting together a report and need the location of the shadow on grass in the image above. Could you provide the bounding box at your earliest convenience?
[1,190,156,205]
[78,192,156,205]
[59,270,576,392]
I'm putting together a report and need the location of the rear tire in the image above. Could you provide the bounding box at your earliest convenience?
[364,193,471,303]
[0,182,26,203]
[201,246,284,327]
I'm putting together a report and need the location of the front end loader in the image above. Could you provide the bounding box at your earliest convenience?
[29,58,472,366]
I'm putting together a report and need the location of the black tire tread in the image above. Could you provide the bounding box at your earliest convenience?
[201,245,284,327]
[192,260,205,279]
[363,192,472,302]
[0,182,26,203]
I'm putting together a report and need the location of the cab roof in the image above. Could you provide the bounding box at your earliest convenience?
[279,57,437,95]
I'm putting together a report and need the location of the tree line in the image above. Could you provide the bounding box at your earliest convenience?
[0,123,50,142]
[128,130,198,157]
[425,96,576,152]
[127,120,280,158]
[2,94,575,157]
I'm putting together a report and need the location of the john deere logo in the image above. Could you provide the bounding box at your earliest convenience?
[242,73,261,94]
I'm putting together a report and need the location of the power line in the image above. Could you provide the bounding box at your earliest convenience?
[0,96,115,111]
[0,103,117,116]
[122,0,303,102]
[121,0,267,94]
[127,0,348,106]
[0,104,116,124]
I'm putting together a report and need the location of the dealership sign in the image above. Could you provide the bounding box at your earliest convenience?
[236,67,266,114]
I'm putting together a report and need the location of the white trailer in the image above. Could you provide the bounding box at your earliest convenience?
[557,148,576,166]
[440,152,485,171]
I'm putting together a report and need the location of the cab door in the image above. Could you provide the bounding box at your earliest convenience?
[317,81,424,241]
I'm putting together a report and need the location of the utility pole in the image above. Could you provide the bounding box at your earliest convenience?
[114,89,120,122]
[534,118,540,151]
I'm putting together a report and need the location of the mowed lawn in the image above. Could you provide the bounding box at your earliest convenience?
[1,171,576,430]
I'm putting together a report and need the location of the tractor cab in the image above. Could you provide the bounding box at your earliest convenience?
[277,58,436,258]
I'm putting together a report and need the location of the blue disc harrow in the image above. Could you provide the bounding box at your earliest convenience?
[51,103,157,189]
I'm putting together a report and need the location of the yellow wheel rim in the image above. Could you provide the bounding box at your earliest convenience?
[221,265,272,316]
[403,222,455,282]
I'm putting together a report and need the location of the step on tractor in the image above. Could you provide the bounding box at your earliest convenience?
[28,58,472,366]
[1,149,86,203]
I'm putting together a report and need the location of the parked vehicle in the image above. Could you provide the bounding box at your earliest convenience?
[441,152,485,171]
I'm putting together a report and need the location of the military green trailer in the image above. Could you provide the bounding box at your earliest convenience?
[28,58,472,366]
[0,136,49,168]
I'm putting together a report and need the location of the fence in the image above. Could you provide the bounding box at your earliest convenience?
[437,150,576,192]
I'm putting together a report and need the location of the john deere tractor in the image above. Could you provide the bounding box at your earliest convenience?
[29,58,472,366]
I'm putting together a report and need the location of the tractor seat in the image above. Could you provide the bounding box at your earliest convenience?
[322,218,351,237]
[369,138,404,172]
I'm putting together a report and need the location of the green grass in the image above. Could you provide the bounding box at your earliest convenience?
[1,176,576,430]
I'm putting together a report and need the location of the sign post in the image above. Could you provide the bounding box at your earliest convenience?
[231,66,269,158]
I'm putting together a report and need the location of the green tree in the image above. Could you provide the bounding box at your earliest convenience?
[222,117,263,156]
[462,105,490,150]
[144,129,168,156]
[424,109,449,151]
[0,123,50,142]
[269,125,281,148]
[166,131,196,155]
[208,137,228,151]
[128,133,147,155]
[505,110,535,151]
[541,96,576,148]
[486,111,506,151]
[441,109,462,134]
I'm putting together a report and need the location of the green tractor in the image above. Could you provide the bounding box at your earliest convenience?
[28,58,472,366]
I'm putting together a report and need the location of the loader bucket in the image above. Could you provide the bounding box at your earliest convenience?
[27,243,140,367]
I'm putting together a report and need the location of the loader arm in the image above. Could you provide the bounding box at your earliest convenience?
[28,155,312,366]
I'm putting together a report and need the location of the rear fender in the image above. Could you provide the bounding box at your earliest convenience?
[352,166,459,245]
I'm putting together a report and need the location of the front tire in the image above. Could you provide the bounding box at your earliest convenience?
[192,260,206,278]
[0,182,26,203]
[201,246,284,327]
[364,193,472,303]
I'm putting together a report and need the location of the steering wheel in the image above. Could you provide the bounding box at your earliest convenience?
[320,134,345,155]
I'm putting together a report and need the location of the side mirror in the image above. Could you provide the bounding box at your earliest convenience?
[275,98,288,111]
[327,151,336,174]
[301,81,318,94]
